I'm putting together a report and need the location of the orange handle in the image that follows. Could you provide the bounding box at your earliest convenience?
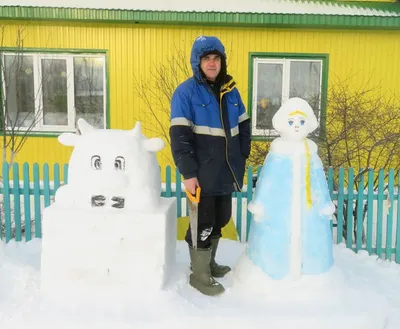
[186,187,201,203]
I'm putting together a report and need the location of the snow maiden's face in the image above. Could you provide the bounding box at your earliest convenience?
[272,97,319,142]
[284,110,308,141]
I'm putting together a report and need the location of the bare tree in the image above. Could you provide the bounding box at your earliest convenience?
[316,74,400,174]
[0,25,45,165]
[314,74,400,243]
[133,48,191,148]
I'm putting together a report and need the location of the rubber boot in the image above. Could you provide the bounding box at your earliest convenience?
[189,247,225,296]
[210,237,231,278]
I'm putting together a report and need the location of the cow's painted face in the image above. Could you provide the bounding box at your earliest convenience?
[58,119,164,209]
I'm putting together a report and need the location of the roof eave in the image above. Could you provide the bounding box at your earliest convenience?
[0,6,399,30]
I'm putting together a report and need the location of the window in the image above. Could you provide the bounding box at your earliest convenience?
[250,53,327,138]
[2,52,106,132]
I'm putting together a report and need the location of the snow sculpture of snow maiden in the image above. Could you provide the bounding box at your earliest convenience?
[40,119,177,300]
[236,97,335,284]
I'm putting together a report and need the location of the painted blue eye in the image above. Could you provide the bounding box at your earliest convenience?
[300,120,305,126]
[288,120,294,126]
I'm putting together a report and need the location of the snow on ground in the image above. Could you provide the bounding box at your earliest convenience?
[1,239,400,329]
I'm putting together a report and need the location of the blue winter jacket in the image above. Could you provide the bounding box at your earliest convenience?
[169,36,251,196]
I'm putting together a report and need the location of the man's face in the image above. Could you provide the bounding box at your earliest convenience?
[200,54,221,82]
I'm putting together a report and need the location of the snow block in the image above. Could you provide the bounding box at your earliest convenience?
[0,239,4,265]
[40,197,177,299]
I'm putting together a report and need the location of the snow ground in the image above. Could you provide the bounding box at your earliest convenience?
[1,239,400,329]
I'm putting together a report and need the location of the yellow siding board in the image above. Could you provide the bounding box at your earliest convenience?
[1,21,399,179]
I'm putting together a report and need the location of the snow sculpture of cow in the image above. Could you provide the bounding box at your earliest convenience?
[55,118,164,211]
[40,119,177,301]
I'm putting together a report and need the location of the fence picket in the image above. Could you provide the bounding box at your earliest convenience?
[346,168,354,249]
[386,169,395,260]
[12,163,22,242]
[328,167,334,231]
[43,164,51,207]
[246,166,253,241]
[236,192,242,241]
[2,163,11,242]
[396,171,400,264]
[366,169,374,254]
[63,164,69,184]
[165,166,172,198]
[33,164,41,238]
[337,168,345,244]
[356,169,364,250]
[175,167,182,218]
[376,169,385,258]
[23,163,32,242]
[54,163,61,193]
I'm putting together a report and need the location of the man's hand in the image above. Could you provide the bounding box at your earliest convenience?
[184,177,200,195]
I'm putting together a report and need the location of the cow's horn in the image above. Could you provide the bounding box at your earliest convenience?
[131,121,142,137]
[77,118,95,135]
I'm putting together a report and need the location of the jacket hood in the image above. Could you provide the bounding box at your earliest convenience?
[190,36,226,82]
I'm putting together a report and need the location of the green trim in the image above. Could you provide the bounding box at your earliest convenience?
[1,47,107,54]
[319,54,329,141]
[6,131,62,138]
[105,50,110,129]
[0,47,109,135]
[0,54,3,132]
[247,53,255,141]
[0,5,400,30]
[247,52,329,141]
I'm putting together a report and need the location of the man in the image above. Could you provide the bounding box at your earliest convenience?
[169,36,251,296]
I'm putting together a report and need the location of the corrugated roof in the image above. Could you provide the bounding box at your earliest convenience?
[1,1,400,29]
[2,0,400,16]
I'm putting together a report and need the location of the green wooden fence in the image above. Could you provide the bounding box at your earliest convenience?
[0,162,399,262]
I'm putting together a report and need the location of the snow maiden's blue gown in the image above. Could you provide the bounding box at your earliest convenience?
[246,140,334,280]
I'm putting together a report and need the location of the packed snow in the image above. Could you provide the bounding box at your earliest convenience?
[1,238,400,328]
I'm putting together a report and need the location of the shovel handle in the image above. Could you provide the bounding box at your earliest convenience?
[186,187,201,203]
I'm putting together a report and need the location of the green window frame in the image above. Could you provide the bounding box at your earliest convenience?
[248,52,329,140]
[1,48,109,135]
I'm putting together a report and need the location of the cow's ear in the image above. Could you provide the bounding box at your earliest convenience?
[58,132,80,146]
[143,138,164,152]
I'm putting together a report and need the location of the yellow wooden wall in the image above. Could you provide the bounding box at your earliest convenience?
[1,21,400,178]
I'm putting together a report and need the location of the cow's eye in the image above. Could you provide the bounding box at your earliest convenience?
[114,156,125,171]
[91,155,102,170]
